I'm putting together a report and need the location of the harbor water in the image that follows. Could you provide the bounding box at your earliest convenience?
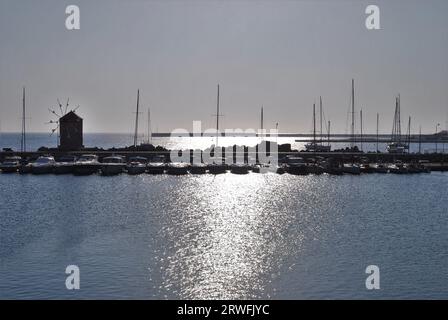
[1,167,447,299]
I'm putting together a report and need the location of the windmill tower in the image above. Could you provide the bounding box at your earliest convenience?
[47,98,83,150]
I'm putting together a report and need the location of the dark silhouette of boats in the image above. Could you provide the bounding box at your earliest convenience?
[189,163,207,174]
[147,155,166,174]
[73,154,100,175]
[230,163,250,174]
[167,162,189,175]
[54,156,77,174]
[0,156,21,173]
[31,156,55,174]
[207,162,228,174]
[100,156,125,176]
[303,97,331,152]
[372,163,389,173]
[126,156,147,175]
[284,156,308,175]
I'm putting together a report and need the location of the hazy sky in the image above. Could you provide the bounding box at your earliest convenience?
[0,0,447,134]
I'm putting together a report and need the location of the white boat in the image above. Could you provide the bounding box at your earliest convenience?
[54,156,77,174]
[388,161,408,174]
[167,162,189,175]
[372,163,389,173]
[126,156,147,175]
[73,154,100,175]
[31,156,55,174]
[147,155,166,174]
[342,163,361,174]
[0,156,21,173]
[101,156,125,175]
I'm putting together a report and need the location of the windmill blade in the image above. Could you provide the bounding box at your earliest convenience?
[49,108,61,118]
[64,98,69,115]
[73,105,80,112]
[57,99,64,115]
[50,125,60,136]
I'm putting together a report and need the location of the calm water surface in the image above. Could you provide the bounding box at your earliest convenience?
[1,172,447,299]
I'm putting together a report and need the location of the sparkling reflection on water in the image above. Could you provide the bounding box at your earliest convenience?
[158,173,308,299]
[0,172,447,299]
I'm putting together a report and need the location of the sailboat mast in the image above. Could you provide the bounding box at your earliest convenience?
[260,106,264,131]
[319,96,323,145]
[407,116,411,153]
[133,89,140,147]
[419,126,422,154]
[376,113,379,153]
[216,84,220,146]
[21,87,26,153]
[360,109,363,151]
[313,103,316,145]
[398,94,401,144]
[351,79,355,149]
[147,107,151,144]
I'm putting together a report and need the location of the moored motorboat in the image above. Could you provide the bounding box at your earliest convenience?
[73,154,100,175]
[0,156,21,173]
[284,156,308,175]
[207,163,228,174]
[31,156,55,174]
[189,163,207,174]
[19,162,32,174]
[342,163,361,175]
[388,161,408,174]
[418,160,431,173]
[360,163,375,174]
[167,162,189,175]
[230,163,250,175]
[147,155,166,174]
[101,156,125,175]
[306,163,324,175]
[54,156,77,174]
[372,163,389,173]
[126,156,147,175]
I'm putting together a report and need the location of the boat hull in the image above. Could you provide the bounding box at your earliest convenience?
[167,164,189,175]
[147,164,166,174]
[53,164,74,174]
[230,165,250,175]
[207,164,227,174]
[101,164,124,176]
[342,165,361,175]
[126,165,146,175]
[73,164,99,176]
[189,165,207,174]
[0,165,19,173]
[31,165,54,175]
[286,165,308,175]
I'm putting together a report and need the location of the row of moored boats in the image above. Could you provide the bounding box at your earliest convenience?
[0,155,431,175]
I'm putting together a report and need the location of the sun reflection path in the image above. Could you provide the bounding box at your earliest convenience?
[158,173,318,299]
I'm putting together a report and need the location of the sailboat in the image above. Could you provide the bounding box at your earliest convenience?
[387,95,409,153]
[342,79,361,174]
[208,84,227,174]
[304,97,331,152]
